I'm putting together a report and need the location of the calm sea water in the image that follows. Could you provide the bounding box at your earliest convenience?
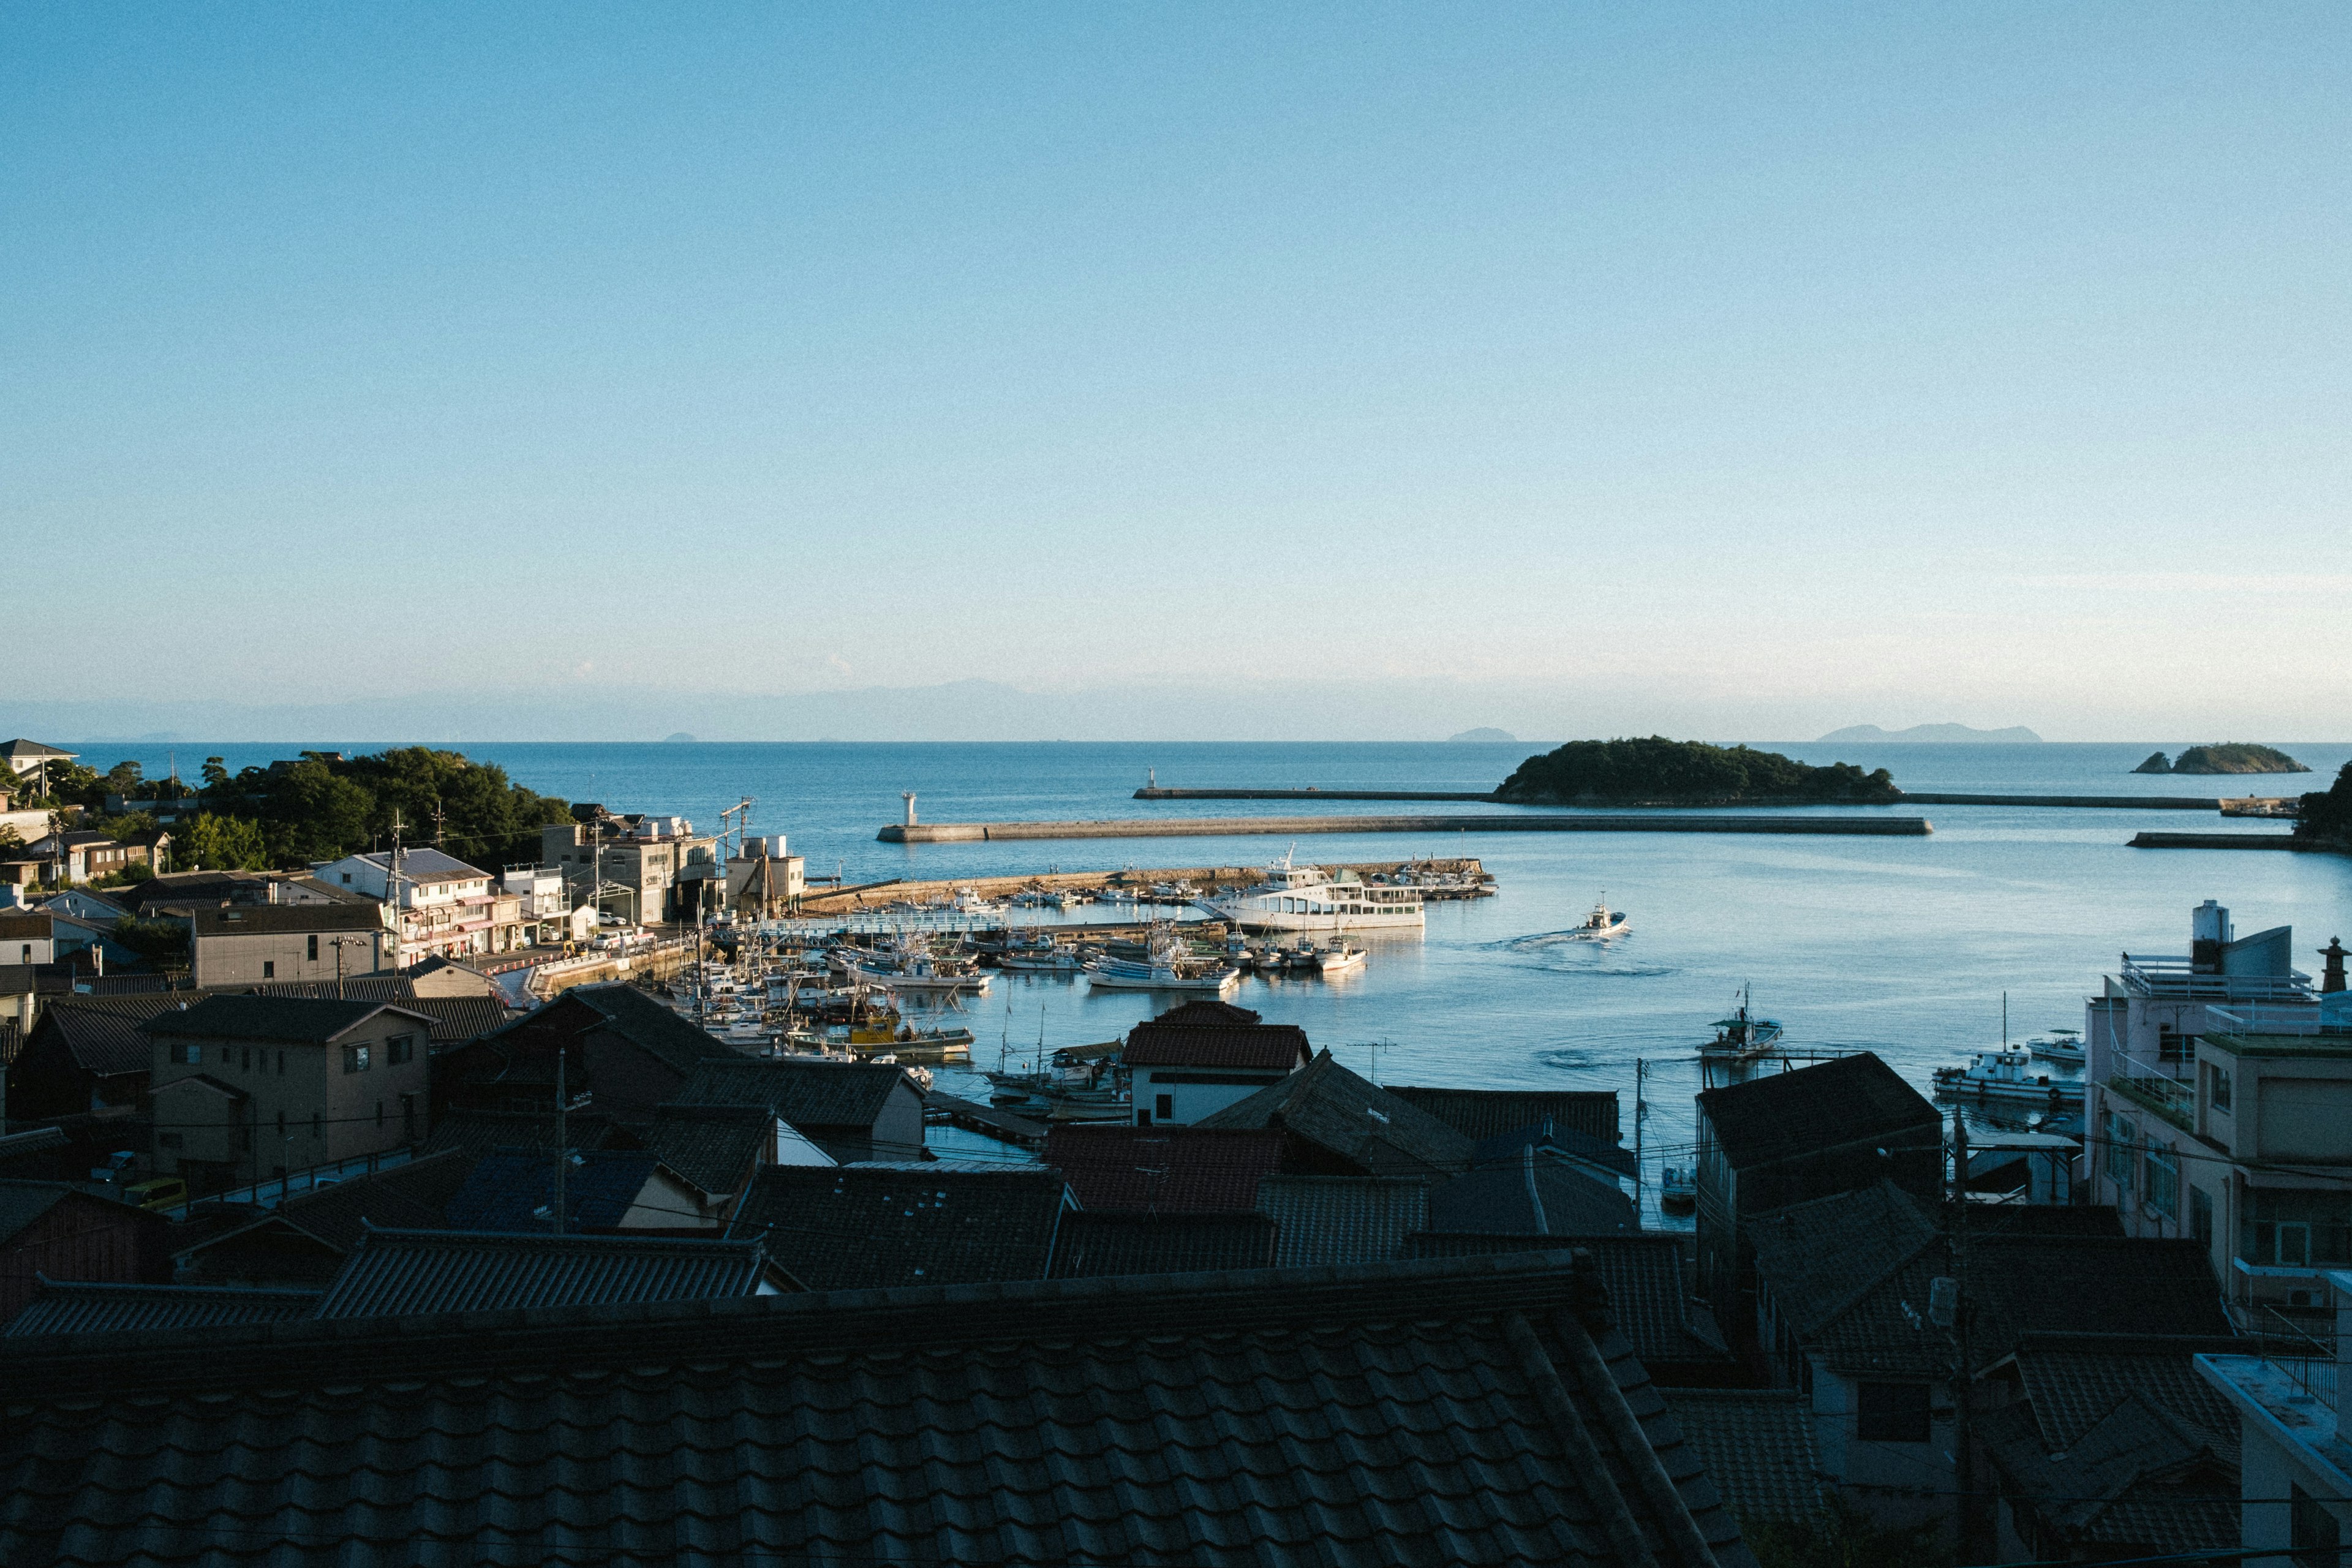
[96,739,2352,1210]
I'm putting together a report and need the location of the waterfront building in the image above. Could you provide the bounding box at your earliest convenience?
[2197,1270,2352,1564]
[541,812,722,925]
[312,848,530,962]
[724,834,806,917]
[1123,1000,1311,1126]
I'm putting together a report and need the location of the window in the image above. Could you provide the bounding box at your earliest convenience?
[342,1044,371,1074]
[262,960,275,979]
[2192,1186,2214,1252]
[240,1047,251,1071]
[307,935,319,961]
[376,1101,385,1128]
[2209,1064,2233,1113]
[158,1131,183,1149]
[1156,1094,1174,1120]
[2293,1482,2341,1568]
[1856,1382,1932,1444]
[170,1042,200,1065]
[2104,1112,2135,1194]
[341,873,352,884]
[386,1036,414,1066]
[2246,1188,2352,1269]
[277,1050,286,1075]
[2145,1145,2179,1219]
[218,1045,234,1066]
[276,1110,287,1137]
[312,1111,322,1139]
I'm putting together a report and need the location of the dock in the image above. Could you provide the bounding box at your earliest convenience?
[791,858,1487,916]
[1135,786,2230,810]
[882,813,1932,843]
[923,1091,1049,1149]
[2128,832,2308,851]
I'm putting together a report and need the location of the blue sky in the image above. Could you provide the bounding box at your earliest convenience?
[5,4,2345,739]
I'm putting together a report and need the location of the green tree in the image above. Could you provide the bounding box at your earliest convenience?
[200,756,231,797]
[96,811,160,841]
[177,813,270,871]
[2296,763,2352,850]
[111,914,190,971]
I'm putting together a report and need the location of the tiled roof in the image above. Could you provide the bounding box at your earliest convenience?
[0,1251,1753,1568]
[1256,1175,1429,1266]
[421,1109,626,1160]
[1471,1118,1638,1180]
[140,995,431,1045]
[1123,1024,1311,1071]
[566,984,745,1076]
[1387,1085,1621,1143]
[443,1149,664,1233]
[0,1182,73,1246]
[7,1282,322,1337]
[1048,1211,1279,1278]
[1042,1124,1286,1212]
[1427,1150,1638,1237]
[676,1056,913,1130]
[27,994,185,1076]
[1142,998,1261,1027]
[1401,1233,1732,1370]
[1697,1052,1939,1169]
[1198,1051,1476,1177]
[313,1228,782,1319]
[0,1128,69,1164]
[1663,1390,1824,1525]
[399,994,513,1046]
[726,1164,1069,1289]
[0,914,52,940]
[1746,1182,1942,1336]
[186,905,386,937]
[266,1150,481,1252]
[2007,1333,2245,1458]
[644,1104,771,1197]
[1978,1384,2237,1553]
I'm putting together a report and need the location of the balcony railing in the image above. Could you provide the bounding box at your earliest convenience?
[2256,1304,2339,1411]
[2209,998,2352,1036]
[2122,954,2315,1001]
[2107,1069,2196,1131]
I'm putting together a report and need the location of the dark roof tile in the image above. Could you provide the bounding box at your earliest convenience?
[140,995,431,1045]
[1402,1232,1732,1369]
[1663,1390,1825,1525]
[313,1228,781,1318]
[1697,1052,1939,1169]
[1427,1153,1639,1237]
[726,1163,1069,1288]
[1048,1210,1278,1278]
[1387,1085,1621,1142]
[6,1282,321,1337]
[1123,1024,1312,1071]
[1198,1051,1475,1176]
[1256,1174,1428,1266]
[676,1056,916,1130]
[1042,1125,1286,1212]
[443,1149,665,1233]
[644,1104,771,1197]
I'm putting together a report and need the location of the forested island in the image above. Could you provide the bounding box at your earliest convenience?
[2133,744,2310,775]
[2296,764,2352,851]
[1494,737,1900,806]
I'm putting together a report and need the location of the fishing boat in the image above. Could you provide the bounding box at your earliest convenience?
[2027,1028,2086,1067]
[1084,922,1240,993]
[1700,989,1784,1058]
[1933,1049,2082,1107]
[1314,941,1368,976]
[1195,850,1425,932]
[1659,1167,1697,1213]
[1568,897,1627,940]
[839,939,993,996]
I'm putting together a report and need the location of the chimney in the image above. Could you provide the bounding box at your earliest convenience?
[2190,900,2231,973]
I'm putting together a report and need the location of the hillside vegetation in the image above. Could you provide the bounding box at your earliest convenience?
[2138,744,2310,775]
[1494,737,1900,806]
[2296,764,2352,850]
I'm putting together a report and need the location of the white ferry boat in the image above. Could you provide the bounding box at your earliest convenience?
[1194,852,1425,932]
[1933,1048,2082,1108]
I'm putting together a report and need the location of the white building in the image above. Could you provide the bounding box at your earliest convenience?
[2199,1273,2352,1563]
[1121,1014,1311,1126]
[311,848,528,963]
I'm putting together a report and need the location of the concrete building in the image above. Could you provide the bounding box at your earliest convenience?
[184,904,393,989]
[142,995,435,1194]
[0,913,55,968]
[723,837,806,918]
[2199,1272,2352,1564]
[1121,1001,1311,1126]
[541,813,722,925]
[311,848,529,962]
[497,864,573,944]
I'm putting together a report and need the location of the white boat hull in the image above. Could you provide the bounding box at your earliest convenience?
[1085,965,1240,993]
[1194,899,1423,933]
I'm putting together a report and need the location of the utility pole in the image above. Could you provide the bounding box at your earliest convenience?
[553,1036,567,1237]
[386,810,407,973]
[1634,1058,1647,1210]
[1948,1107,1980,1560]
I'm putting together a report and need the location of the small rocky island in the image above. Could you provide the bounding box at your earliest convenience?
[1495,736,1900,806]
[2134,744,2309,775]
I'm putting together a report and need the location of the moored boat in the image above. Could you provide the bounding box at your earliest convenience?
[1196,850,1425,932]
[2027,1028,2086,1066]
[1931,1049,2082,1107]
[1700,988,1783,1058]
[1659,1167,1697,1213]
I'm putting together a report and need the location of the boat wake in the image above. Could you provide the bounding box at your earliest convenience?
[1490,931,1676,979]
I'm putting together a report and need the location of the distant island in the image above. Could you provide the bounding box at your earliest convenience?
[663,731,698,743]
[2135,744,2309,776]
[2294,764,2352,850]
[1448,727,1518,744]
[1495,736,1899,806]
[1815,723,2042,744]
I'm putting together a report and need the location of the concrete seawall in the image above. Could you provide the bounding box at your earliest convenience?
[881,813,1932,843]
[1134,786,2226,810]
[2128,832,2308,851]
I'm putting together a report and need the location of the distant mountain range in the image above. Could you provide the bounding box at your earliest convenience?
[1816,723,2043,744]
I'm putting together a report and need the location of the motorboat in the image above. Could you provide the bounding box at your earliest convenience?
[1700,988,1784,1058]
[1659,1167,1697,1213]
[1568,897,1628,940]
[1084,922,1240,993]
[839,939,993,997]
[1314,942,1368,976]
[1932,1049,2083,1107]
[951,887,1004,916]
[1195,850,1425,932]
[2027,1029,2086,1067]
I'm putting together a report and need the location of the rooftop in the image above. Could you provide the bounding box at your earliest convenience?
[1122,1024,1311,1072]
[1256,1174,1429,1267]
[140,995,433,1046]
[1042,1124,1286,1212]
[1427,1149,1638,1237]
[726,1164,1070,1289]
[1663,1390,1823,1526]
[7,1282,322,1338]
[184,904,387,937]
[313,1227,786,1319]
[1389,1085,1621,1144]
[1198,1050,1475,1177]
[342,848,491,883]
[1697,1052,1940,1169]
[1048,1210,1280,1278]
[443,1148,666,1233]
[674,1055,916,1129]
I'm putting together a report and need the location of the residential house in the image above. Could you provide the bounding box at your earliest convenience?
[1694,1051,1943,1313]
[1255,1174,1431,1266]
[143,995,435,1193]
[0,1250,1755,1567]
[1123,1001,1311,1125]
[644,1101,831,1221]
[172,1148,484,1287]
[1196,1050,1477,1178]
[2198,1270,2352,1565]
[541,812,722,925]
[311,848,529,961]
[0,739,75,792]
[1387,1084,1622,1144]
[496,863,575,944]
[23,827,168,886]
[1978,1333,2244,1564]
[725,1162,1073,1287]
[443,1148,723,1232]
[0,912,53,968]
[1046,1210,1280,1277]
[181,903,393,989]
[1042,1123,1286,1212]
[0,1180,170,1322]
[1745,1181,2225,1532]
[125,868,362,914]
[673,1057,927,1164]
[6,993,180,1118]
[436,983,742,1129]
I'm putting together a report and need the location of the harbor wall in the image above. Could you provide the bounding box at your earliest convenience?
[881,814,1932,842]
[2127,832,2309,851]
[1134,787,2228,810]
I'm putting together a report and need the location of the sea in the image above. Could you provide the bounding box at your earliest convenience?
[92,738,2352,1216]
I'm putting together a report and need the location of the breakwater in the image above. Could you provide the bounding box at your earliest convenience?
[2128,832,2308,851]
[1134,786,2227,810]
[881,813,1932,843]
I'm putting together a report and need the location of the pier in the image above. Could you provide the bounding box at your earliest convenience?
[922,1091,1049,1150]
[881,813,1931,842]
[2128,832,2308,851]
[1136,786,2231,810]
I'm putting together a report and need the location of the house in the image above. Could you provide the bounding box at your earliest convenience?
[1745,1181,2225,1532]
[436,983,743,1128]
[1042,1123,1286,1212]
[541,812,723,925]
[1122,1000,1311,1125]
[142,995,435,1193]
[673,1056,927,1163]
[1693,1051,1943,1312]
[311,847,531,961]
[0,739,75,791]
[23,827,168,886]
[0,1250,1756,1567]
[443,1147,723,1232]
[0,912,53,968]
[1661,1390,1826,1531]
[1196,1050,1477,1177]
[1046,1210,1280,1277]
[125,868,363,914]
[1255,1174,1430,1266]
[643,1101,831,1219]
[725,1162,1073,1287]
[402,954,506,998]
[2198,1270,2352,1564]
[1404,1232,1738,1386]
[181,903,393,989]
[1387,1084,1621,1144]
[172,1148,484,1287]
[1977,1332,2244,1564]
[1425,1142,1638,1236]
[495,863,575,944]
[6,993,181,1118]
[0,1180,170,1322]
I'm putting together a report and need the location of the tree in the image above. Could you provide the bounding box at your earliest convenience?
[111,915,190,972]
[200,756,231,797]
[2296,763,2352,850]
[176,813,270,871]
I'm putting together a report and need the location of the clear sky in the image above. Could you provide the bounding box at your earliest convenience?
[6,4,2346,740]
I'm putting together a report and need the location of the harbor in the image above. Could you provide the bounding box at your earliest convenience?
[881,811,1934,842]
